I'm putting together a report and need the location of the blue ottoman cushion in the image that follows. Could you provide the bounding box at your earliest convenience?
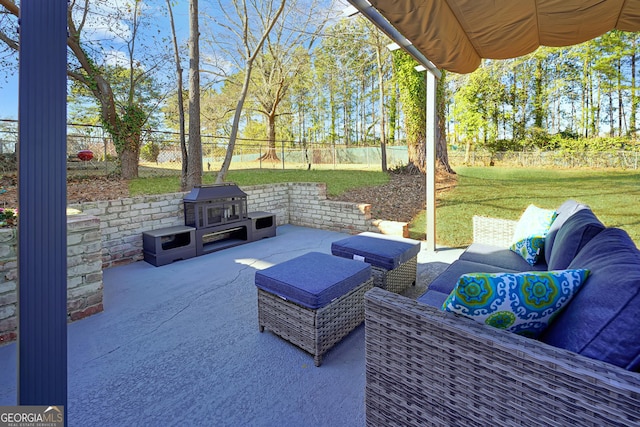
[331,232,421,271]
[541,228,640,370]
[255,252,371,310]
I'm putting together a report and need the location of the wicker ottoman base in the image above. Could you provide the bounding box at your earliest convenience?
[371,256,417,294]
[331,232,420,295]
[258,277,374,366]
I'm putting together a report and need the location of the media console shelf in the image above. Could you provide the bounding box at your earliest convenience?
[248,211,276,240]
[143,225,196,267]
[195,219,252,256]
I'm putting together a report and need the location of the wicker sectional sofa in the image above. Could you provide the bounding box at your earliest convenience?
[364,200,640,426]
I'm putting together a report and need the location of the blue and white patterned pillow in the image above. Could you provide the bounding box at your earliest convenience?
[442,269,589,337]
[510,204,557,265]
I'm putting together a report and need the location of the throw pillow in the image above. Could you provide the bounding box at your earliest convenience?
[442,269,589,337]
[510,204,557,266]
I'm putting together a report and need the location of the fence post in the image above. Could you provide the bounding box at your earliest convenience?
[259,145,262,169]
[333,145,336,170]
[282,140,285,170]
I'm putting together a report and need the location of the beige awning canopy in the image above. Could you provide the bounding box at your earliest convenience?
[365,0,640,74]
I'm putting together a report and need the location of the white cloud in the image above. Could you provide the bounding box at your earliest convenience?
[71,0,146,42]
[104,50,129,68]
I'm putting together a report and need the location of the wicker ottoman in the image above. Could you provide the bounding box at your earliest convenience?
[331,232,420,294]
[255,252,373,366]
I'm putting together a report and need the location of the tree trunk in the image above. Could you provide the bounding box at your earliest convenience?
[388,71,398,144]
[407,134,426,172]
[618,59,624,136]
[393,50,425,172]
[215,0,285,183]
[376,44,387,172]
[258,113,279,161]
[166,0,188,191]
[631,39,638,138]
[186,0,202,190]
[436,71,454,173]
[217,67,253,183]
[463,140,472,164]
[120,143,140,179]
[533,56,544,128]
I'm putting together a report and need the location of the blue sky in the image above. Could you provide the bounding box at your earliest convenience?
[0,76,18,119]
[0,0,192,121]
[0,0,344,122]
[0,0,346,119]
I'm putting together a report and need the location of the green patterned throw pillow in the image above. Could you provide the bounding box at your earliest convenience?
[442,269,589,337]
[510,204,557,266]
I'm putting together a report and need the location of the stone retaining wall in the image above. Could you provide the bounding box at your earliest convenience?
[69,183,386,268]
[1,182,404,343]
[0,214,103,343]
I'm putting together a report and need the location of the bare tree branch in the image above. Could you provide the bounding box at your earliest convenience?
[0,0,18,16]
[0,29,17,51]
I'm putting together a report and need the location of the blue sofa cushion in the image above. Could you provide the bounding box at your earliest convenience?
[417,289,449,308]
[442,269,589,338]
[460,243,548,272]
[544,200,590,265]
[541,228,640,370]
[254,252,371,309]
[331,232,421,271]
[547,208,605,270]
[427,260,518,295]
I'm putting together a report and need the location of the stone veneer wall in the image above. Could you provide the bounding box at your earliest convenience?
[0,214,103,343]
[0,182,398,343]
[69,182,380,269]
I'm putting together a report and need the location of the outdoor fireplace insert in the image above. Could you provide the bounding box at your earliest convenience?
[183,183,276,256]
[183,183,248,229]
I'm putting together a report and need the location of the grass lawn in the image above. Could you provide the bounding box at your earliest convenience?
[130,168,389,198]
[410,166,640,247]
[131,165,640,248]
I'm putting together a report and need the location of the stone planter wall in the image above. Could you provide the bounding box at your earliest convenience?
[0,214,103,344]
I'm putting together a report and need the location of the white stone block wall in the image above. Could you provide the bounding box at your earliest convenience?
[0,182,403,343]
[0,214,103,344]
[0,228,17,343]
[71,193,185,268]
[69,183,381,268]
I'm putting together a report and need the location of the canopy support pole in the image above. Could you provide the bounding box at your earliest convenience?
[425,71,437,252]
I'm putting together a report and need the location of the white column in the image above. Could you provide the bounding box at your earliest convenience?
[425,71,437,252]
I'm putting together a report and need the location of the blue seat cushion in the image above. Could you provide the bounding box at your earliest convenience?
[544,200,590,265]
[547,208,605,270]
[417,289,449,308]
[331,232,421,271]
[255,252,371,309]
[541,228,640,370]
[427,260,518,295]
[460,243,548,272]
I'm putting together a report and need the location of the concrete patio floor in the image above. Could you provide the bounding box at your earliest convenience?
[0,224,462,426]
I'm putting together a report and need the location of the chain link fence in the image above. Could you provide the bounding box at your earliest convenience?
[448,149,640,169]
[1,120,639,174]
[0,121,411,175]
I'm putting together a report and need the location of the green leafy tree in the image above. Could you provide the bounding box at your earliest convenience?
[0,0,170,179]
